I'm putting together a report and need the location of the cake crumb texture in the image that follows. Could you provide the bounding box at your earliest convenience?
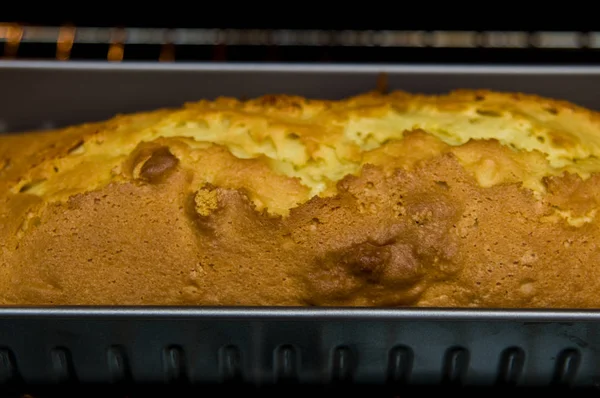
[1,89,600,307]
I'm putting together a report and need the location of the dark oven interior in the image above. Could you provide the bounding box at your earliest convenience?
[2,17,600,65]
[1,15,600,397]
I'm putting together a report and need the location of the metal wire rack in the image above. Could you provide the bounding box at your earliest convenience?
[2,24,600,63]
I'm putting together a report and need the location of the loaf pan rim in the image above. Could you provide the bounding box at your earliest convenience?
[0,306,599,321]
[1,61,599,320]
[3,60,600,75]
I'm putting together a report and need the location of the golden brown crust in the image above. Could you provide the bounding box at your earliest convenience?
[2,89,600,307]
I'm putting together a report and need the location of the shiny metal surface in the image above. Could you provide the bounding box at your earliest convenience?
[1,306,600,321]
[2,61,600,134]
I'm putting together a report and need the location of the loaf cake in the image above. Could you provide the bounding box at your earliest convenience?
[1,89,600,308]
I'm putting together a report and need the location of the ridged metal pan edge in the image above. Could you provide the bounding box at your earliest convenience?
[0,306,599,387]
[1,61,600,388]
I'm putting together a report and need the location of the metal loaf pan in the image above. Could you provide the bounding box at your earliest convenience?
[1,61,600,390]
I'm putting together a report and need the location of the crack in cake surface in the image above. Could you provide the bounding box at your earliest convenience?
[7,90,600,217]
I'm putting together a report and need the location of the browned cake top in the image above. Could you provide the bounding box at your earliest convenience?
[1,90,600,307]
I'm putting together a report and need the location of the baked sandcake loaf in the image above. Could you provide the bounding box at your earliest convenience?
[1,89,600,308]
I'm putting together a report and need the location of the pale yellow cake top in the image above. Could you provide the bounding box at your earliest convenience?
[2,89,600,216]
